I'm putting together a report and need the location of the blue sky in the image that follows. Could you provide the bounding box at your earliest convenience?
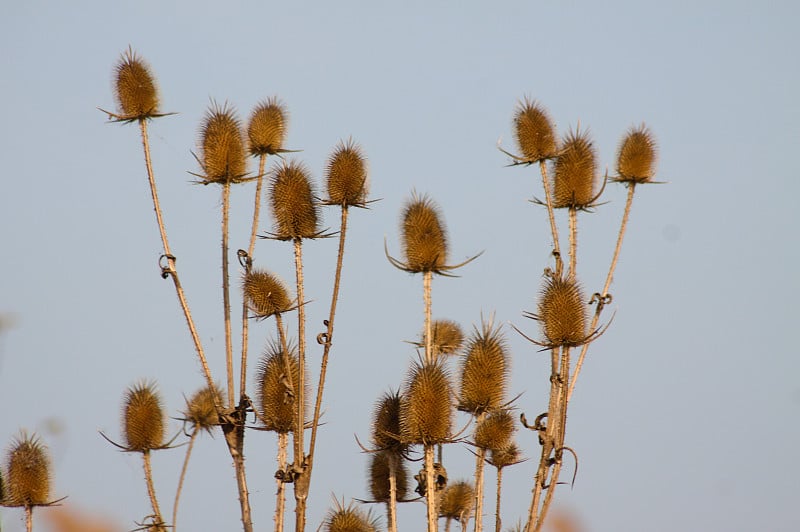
[1,1,799,531]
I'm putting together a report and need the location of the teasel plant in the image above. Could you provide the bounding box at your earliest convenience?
[323,497,380,532]
[486,441,523,532]
[438,480,474,532]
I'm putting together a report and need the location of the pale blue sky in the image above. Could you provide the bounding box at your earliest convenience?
[1,1,799,531]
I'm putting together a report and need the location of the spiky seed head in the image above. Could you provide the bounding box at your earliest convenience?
[488,442,521,470]
[458,322,509,415]
[269,160,320,240]
[113,48,159,120]
[368,450,409,503]
[401,195,448,273]
[400,360,452,445]
[323,500,378,532]
[325,139,369,207]
[423,319,464,357]
[474,410,515,451]
[4,432,51,506]
[256,343,302,433]
[553,129,598,209]
[199,103,247,184]
[538,276,587,347]
[438,480,474,522]
[243,269,292,318]
[513,99,558,162]
[0,466,4,502]
[183,384,222,434]
[616,124,657,183]
[123,382,165,451]
[247,97,288,156]
[371,390,406,453]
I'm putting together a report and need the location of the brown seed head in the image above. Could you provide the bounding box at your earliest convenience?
[371,390,405,453]
[474,410,515,451]
[123,382,165,451]
[401,194,448,273]
[438,480,474,522]
[368,450,409,503]
[325,139,369,207]
[488,442,521,469]
[422,319,464,357]
[243,269,293,318]
[616,124,657,183]
[553,129,598,209]
[458,322,509,415]
[199,103,247,183]
[269,160,320,240]
[324,501,378,532]
[514,99,558,162]
[247,97,288,156]
[400,360,453,445]
[256,343,302,433]
[4,432,51,506]
[538,276,587,347]
[182,384,222,434]
[113,48,159,120]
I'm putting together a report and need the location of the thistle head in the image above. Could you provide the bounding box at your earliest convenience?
[488,441,522,470]
[4,432,51,506]
[198,103,247,184]
[616,124,657,183]
[401,194,448,273]
[371,390,406,453]
[182,384,223,434]
[113,47,160,120]
[368,450,409,503]
[439,480,474,523]
[268,160,321,240]
[457,321,509,415]
[553,128,599,209]
[247,97,288,156]
[537,276,587,347]
[513,98,558,162]
[123,381,165,452]
[325,139,369,207]
[323,499,378,532]
[474,410,515,451]
[243,269,293,318]
[256,342,302,433]
[400,360,453,445]
[421,319,464,357]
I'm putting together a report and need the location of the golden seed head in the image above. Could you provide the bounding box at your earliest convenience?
[422,319,464,357]
[616,124,657,183]
[269,160,320,240]
[371,390,405,453]
[488,442,521,469]
[123,381,165,451]
[324,501,378,532]
[553,129,598,209]
[458,322,509,415]
[400,360,453,445]
[256,343,302,433]
[474,410,515,451]
[199,103,247,183]
[401,194,448,273]
[538,276,587,347]
[4,432,51,506]
[513,99,558,162]
[439,480,474,522]
[182,384,222,434]
[325,139,369,207]
[113,48,159,119]
[243,269,293,318]
[247,97,288,156]
[368,450,409,503]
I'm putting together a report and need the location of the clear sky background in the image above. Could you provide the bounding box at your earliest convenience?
[1,1,799,531]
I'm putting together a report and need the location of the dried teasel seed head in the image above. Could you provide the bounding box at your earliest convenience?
[368,450,409,503]
[458,322,509,415]
[323,500,378,532]
[243,269,293,318]
[401,194,448,273]
[538,276,587,347]
[439,480,474,522]
[474,410,515,451]
[199,103,247,183]
[182,384,223,434]
[371,390,405,453]
[256,342,303,433]
[513,99,558,162]
[5,432,51,506]
[553,129,598,209]
[488,441,521,469]
[123,381,165,451]
[400,360,452,445]
[269,160,320,240]
[616,124,657,183]
[422,319,464,357]
[247,97,288,156]
[113,48,159,120]
[325,139,369,207]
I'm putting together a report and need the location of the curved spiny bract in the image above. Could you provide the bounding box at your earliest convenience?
[401,194,448,273]
[113,47,160,121]
[400,360,453,445]
[123,382,166,452]
[488,442,522,470]
[513,99,558,163]
[438,480,474,523]
[368,450,409,503]
[372,390,406,454]
[4,432,51,506]
[182,384,223,434]
[553,129,598,209]
[422,319,464,357]
[615,124,657,183]
[198,103,247,184]
[474,410,515,451]
[458,322,509,415]
[268,160,321,240]
[537,276,587,348]
[325,139,369,207]
[247,97,288,156]
[323,500,379,532]
[256,343,302,433]
[242,269,293,318]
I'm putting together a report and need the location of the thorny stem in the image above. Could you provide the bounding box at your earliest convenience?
[275,432,288,532]
[142,451,164,528]
[568,183,637,402]
[172,427,199,531]
[25,506,32,532]
[387,452,399,532]
[473,411,487,532]
[221,181,235,408]
[292,238,308,532]
[424,271,433,363]
[494,467,504,532]
[567,208,578,280]
[425,444,438,532]
[539,161,563,278]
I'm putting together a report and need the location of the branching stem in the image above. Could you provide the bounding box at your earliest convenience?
[172,426,198,531]
[539,161,563,277]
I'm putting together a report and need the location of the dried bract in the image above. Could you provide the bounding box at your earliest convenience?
[123,382,165,452]
[4,432,51,506]
[247,97,288,156]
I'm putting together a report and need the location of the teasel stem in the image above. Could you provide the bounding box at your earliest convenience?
[539,161,563,277]
[473,413,487,532]
[220,181,235,408]
[275,431,288,532]
[25,507,33,532]
[424,444,438,532]
[387,452,399,532]
[142,450,164,528]
[173,426,199,531]
[494,467,504,532]
[567,208,578,280]
[568,183,636,401]
[424,271,433,363]
[292,237,309,532]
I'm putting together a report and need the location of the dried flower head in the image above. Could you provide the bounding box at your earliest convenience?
[256,343,302,433]
[488,442,522,469]
[421,319,464,357]
[198,103,247,184]
[123,382,165,452]
[616,124,657,183]
[400,360,452,445]
[458,321,509,415]
[537,276,587,347]
[439,480,474,522]
[268,160,321,240]
[243,269,293,318]
[182,384,223,434]
[371,390,406,453]
[113,47,160,120]
[401,194,448,273]
[4,432,51,506]
[474,410,515,451]
[247,97,288,156]
[323,499,378,532]
[513,99,558,162]
[368,450,409,503]
[325,139,369,207]
[553,129,599,209]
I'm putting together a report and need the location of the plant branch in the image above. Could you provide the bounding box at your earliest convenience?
[142,450,164,528]
[292,237,309,532]
[539,161,563,278]
[172,427,199,531]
